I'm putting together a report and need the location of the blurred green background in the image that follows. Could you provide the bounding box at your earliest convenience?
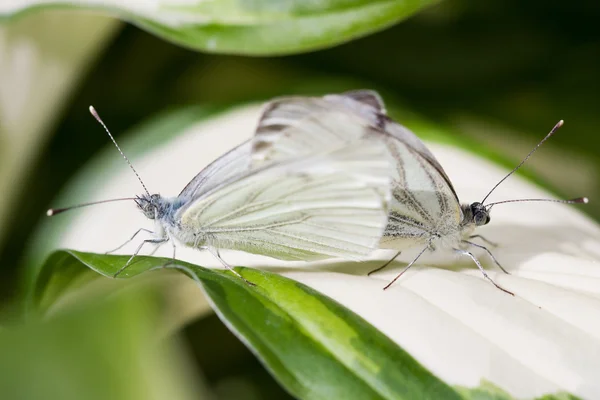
[1,1,599,398]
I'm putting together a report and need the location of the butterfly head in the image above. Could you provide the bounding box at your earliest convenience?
[135,193,166,220]
[471,202,491,226]
[462,202,491,227]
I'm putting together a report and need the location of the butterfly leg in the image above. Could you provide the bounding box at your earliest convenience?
[468,234,498,248]
[146,236,176,258]
[106,228,154,254]
[207,247,255,286]
[463,240,509,274]
[368,251,401,276]
[454,249,514,296]
[114,238,168,278]
[383,245,429,290]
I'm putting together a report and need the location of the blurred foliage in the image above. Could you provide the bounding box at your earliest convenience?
[1,1,599,398]
[0,12,119,262]
[184,313,295,400]
[0,288,203,400]
[1,0,436,55]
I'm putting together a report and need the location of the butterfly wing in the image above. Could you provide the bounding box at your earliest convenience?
[179,94,389,208]
[177,140,252,201]
[254,90,456,199]
[178,96,379,203]
[251,95,395,168]
[252,91,462,249]
[332,91,463,247]
[175,137,393,260]
[326,90,459,201]
[379,138,462,249]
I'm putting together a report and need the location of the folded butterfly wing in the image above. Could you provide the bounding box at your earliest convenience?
[328,91,463,247]
[380,138,462,249]
[254,91,457,199]
[178,94,381,201]
[252,98,387,168]
[327,90,459,201]
[178,141,252,201]
[175,138,393,260]
[253,91,463,250]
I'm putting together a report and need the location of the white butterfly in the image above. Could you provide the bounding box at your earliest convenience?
[48,105,396,282]
[253,90,587,295]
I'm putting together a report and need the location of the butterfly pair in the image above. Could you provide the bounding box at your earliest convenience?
[48,91,587,294]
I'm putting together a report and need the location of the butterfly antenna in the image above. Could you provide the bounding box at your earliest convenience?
[47,197,137,216]
[89,106,150,196]
[481,120,564,204]
[486,196,588,211]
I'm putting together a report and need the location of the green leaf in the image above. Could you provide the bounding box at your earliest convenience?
[32,250,585,400]
[1,0,437,55]
[33,250,462,400]
[29,248,212,339]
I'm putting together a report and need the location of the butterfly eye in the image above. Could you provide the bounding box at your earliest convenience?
[473,211,489,226]
[144,205,157,220]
